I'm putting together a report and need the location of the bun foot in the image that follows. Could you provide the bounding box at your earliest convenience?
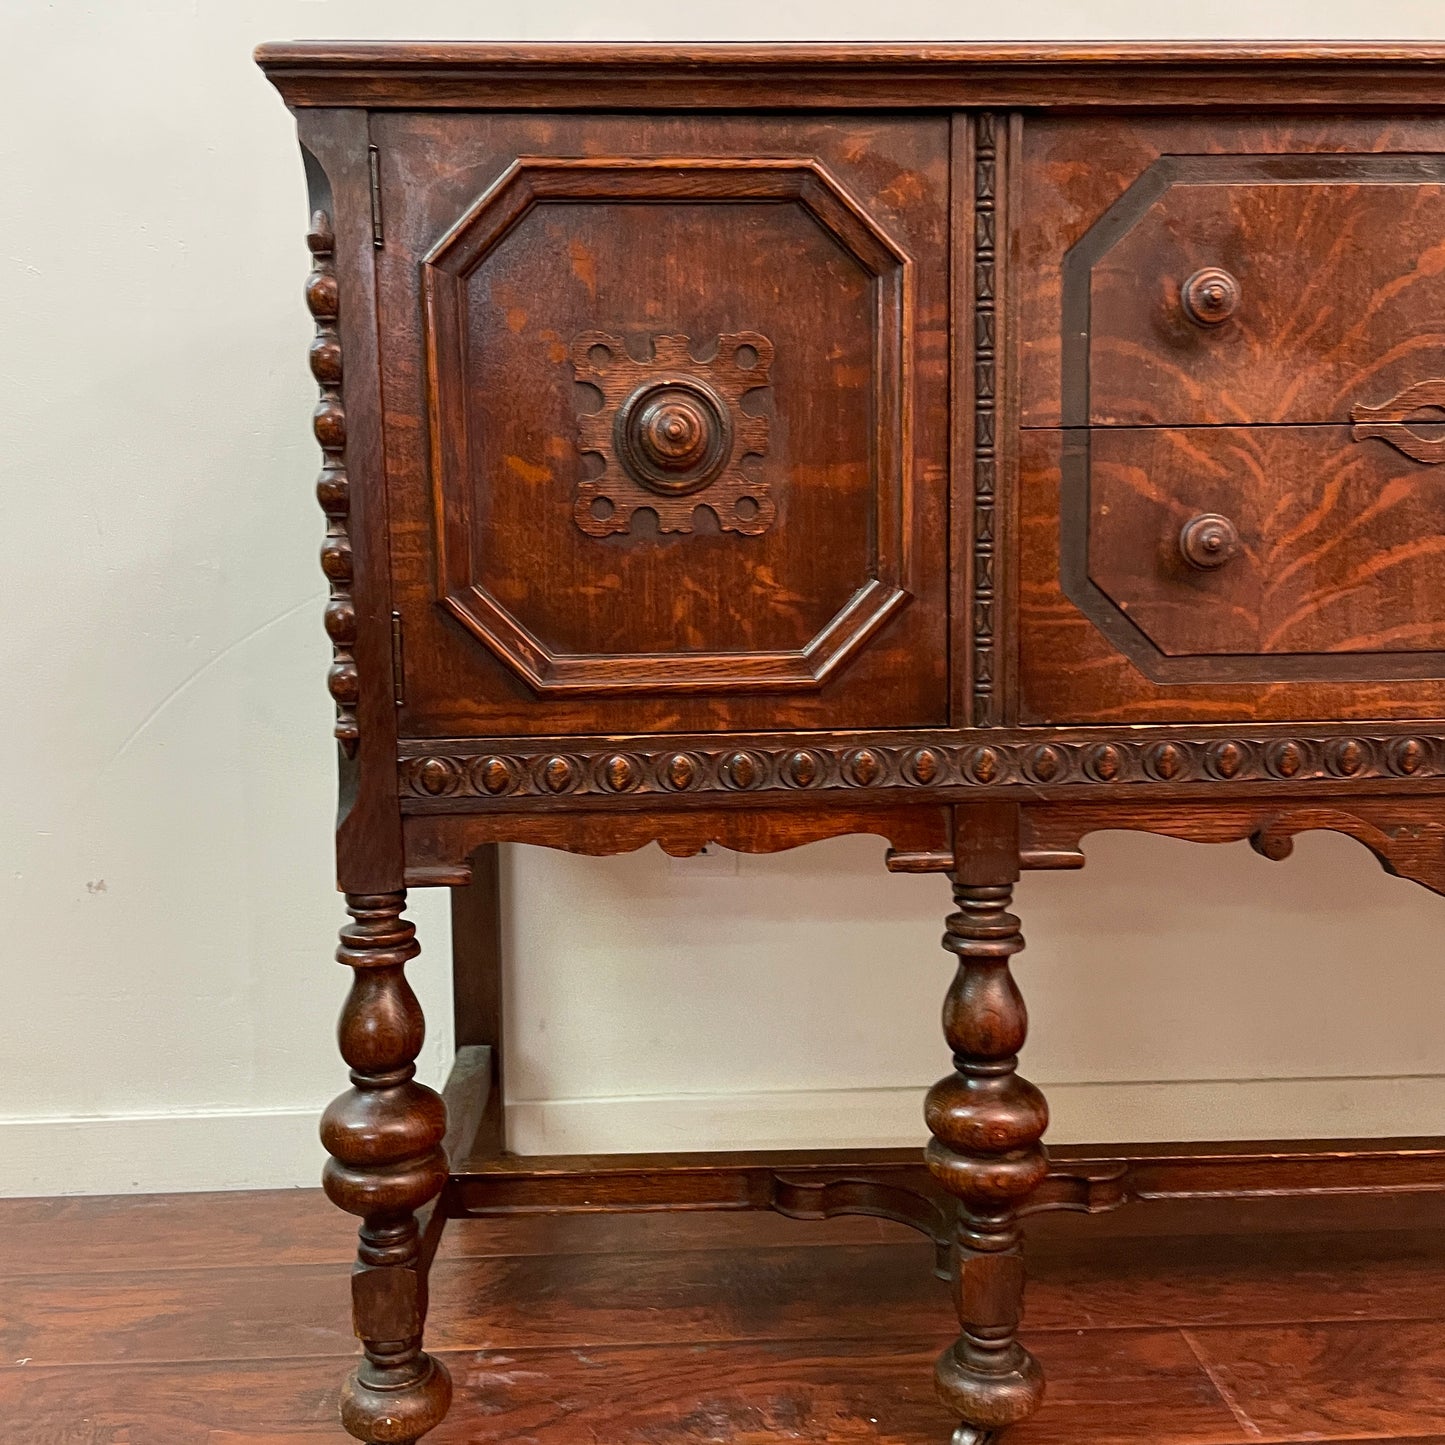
[326,895,452,1443]
[341,1352,452,1444]
[936,1337,1045,1438]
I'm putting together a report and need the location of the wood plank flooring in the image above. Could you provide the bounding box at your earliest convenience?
[1,1186,1441,1443]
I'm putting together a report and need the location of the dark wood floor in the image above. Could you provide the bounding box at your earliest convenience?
[1,1186,1442,1444]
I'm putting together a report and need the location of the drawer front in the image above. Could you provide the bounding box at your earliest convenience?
[1087,424,1445,664]
[1019,116,1445,723]
[1073,152,1445,427]
[371,112,950,739]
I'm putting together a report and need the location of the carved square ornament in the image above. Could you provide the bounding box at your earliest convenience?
[571,331,775,537]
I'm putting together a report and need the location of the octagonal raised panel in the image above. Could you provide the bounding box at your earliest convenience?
[420,157,915,695]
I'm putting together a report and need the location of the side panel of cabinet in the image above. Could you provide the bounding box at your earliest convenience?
[372,111,950,738]
[1017,114,1445,725]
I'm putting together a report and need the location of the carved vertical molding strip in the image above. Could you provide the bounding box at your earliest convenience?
[307,211,360,757]
[972,116,999,728]
[322,893,452,1443]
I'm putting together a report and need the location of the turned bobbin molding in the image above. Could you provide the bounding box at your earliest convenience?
[259,41,1445,1445]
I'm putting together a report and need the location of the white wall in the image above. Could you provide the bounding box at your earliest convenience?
[3,0,1444,1195]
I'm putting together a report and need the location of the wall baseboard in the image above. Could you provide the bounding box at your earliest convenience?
[0,1108,324,1196]
[5,1071,1444,1196]
[503,1073,1445,1158]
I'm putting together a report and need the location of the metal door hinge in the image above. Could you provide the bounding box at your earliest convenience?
[391,610,405,705]
[368,145,384,248]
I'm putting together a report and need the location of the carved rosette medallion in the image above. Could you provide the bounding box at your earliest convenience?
[572,331,774,537]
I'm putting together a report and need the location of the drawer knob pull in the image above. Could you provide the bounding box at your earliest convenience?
[1179,513,1241,570]
[617,379,733,495]
[1181,267,1240,326]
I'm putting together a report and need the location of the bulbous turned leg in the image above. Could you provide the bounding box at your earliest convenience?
[925,877,1049,1444]
[321,893,452,1444]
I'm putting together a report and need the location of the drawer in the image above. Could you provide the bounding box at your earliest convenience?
[1072,152,1445,427]
[1087,424,1445,663]
[369,111,950,738]
[1019,116,1445,723]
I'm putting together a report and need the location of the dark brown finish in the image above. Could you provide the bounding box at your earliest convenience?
[1018,794,1445,896]
[1353,378,1445,465]
[299,110,405,895]
[1058,151,1445,429]
[926,805,1046,1441]
[322,894,451,1442]
[396,725,1445,810]
[443,1143,1122,1231]
[256,42,1445,1445]
[379,113,946,735]
[969,112,1000,727]
[572,329,773,536]
[447,847,502,1053]
[445,849,508,1165]
[8,1186,1445,1443]
[1180,267,1241,328]
[307,208,359,756]
[1017,116,1445,723]
[403,803,955,880]
[255,40,1445,110]
[1178,513,1241,572]
[1020,429,1445,721]
[443,1137,1445,1213]
[1,1143,1438,1280]
[1082,426,1445,670]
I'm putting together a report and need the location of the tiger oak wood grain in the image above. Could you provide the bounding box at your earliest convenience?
[1077,156,1445,429]
[1019,429,1445,722]
[374,110,949,738]
[1087,426,1445,660]
[1016,114,1445,430]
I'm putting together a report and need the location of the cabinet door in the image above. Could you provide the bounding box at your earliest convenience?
[1019,117,1445,724]
[372,112,949,739]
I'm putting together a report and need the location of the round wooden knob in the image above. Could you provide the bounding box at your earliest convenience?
[616,379,731,495]
[1179,513,1241,570]
[637,393,712,468]
[1181,267,1240,326]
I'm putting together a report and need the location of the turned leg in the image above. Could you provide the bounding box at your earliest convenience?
[925,860,1049,1444]
[321,892,452,1444]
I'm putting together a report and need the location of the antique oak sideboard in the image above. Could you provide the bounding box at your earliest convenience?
[258,42,1445,1445]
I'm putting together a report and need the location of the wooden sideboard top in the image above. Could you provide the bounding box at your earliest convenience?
[255,41,1445,110]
